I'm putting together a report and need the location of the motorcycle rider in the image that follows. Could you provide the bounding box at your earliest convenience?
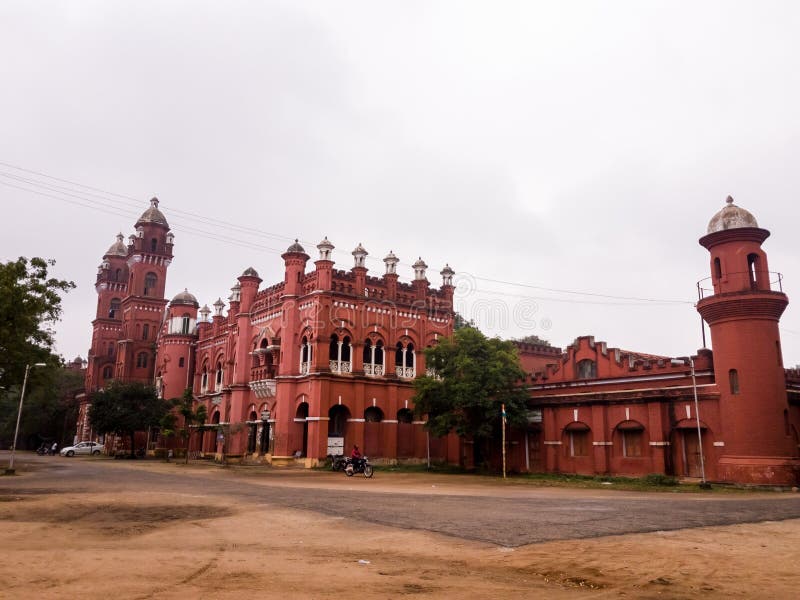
[350,444,363,470]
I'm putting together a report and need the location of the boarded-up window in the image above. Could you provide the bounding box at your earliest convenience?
[622,430,643,457]
[569,430,589,457]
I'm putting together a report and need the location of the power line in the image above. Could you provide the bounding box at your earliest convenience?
[2,161,698,306]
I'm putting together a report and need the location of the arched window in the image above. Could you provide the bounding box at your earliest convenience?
[729,369,740,395]
[616,421,645,458]
[109,298,121,319]
[747,253,759,290]
[114,268,122,282]
[136,352,148,369]
[576,359,596,379]
[329,334,339,361]
[178,357,185,368]
[328,405,350,437]
[142,324,149,340]
[144,272,157,296]
[300,336,311,372]
[216,361,224,388]
[395,341,416,378]
[107,341,114,357]
[200,365,209,392]
[713,257,722,280]
[181,314,190,334]
[363,339,385,376]
[329,334,352,374]
[397,408,413,424]
[102,365,113,379]
[364,406,384,422]
[565,423,590,457]
[150,238,158,252]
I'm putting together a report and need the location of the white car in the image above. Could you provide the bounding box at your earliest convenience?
[60,442,105,457]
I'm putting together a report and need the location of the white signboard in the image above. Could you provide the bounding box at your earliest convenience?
[527,409,543,423]
[327,436,344,456]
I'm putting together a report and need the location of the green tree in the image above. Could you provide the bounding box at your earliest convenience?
[413,327,529,467]
[88,381,170,457]
[0,257,75,390]
[170,388,207,463]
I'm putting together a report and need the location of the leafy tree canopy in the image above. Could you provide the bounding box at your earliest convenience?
[0,257,75,389]
[0,363,84,449]
[413,327,530,441]
[89,380,171,454]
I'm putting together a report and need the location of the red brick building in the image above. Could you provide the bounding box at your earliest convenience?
[518,198,799,485]
[83,198,458,465]
[82,196,799,483]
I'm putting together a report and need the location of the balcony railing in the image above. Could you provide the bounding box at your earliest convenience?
[249,379,276,399]
[330,360,352,374]
[364,363,384,376]
[396,366,416,379]
[697,271,784,300]
[300,362,310,375]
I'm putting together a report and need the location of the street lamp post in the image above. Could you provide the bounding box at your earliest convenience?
[5,362,47,475]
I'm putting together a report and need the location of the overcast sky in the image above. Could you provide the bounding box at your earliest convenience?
[2,1,799,365]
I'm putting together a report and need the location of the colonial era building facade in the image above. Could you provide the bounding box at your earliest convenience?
[82,197,799,484]
[83,199,459,465]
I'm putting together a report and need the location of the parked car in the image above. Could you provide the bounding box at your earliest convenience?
[60,442,105,457]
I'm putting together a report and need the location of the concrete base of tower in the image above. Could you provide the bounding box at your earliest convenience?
[716,455,800,486]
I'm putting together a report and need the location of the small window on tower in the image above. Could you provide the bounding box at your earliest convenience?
[102,365,112,379]
[142,324,149,340]
[109,298,121,319]
[144,272,157,296]
[729,369,740,395]
[179,357,185,368]
[136,352,149,369]
[714,257,722,280]
[181,315,190,335]
[150,238,158,252]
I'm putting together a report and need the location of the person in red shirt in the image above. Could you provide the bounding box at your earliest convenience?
[351,444,362,459]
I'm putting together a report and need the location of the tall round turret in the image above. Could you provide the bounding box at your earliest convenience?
[696,196,796,484]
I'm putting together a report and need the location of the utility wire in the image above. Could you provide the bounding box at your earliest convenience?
[2,161,698,306]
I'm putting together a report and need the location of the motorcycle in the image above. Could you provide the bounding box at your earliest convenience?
[344,456,374,478]
[329,454,348,472]
[36,444,48,456]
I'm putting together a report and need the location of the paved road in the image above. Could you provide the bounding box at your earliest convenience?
[3,453,800,547]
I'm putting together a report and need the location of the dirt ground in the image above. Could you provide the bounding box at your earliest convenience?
[1,460,799,599]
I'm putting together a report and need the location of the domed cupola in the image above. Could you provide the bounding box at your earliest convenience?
[241,266,260,278]
[104,233,128,258]
[136,197,169,228]
[285,239,306,254]
[707,196,759,234]
[170,288,199,307]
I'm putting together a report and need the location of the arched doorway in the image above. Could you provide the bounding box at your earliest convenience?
[247,410,258,454]
[295,402,309,457]
[397,408,414,458]
[210,410,221,453]
[364,406,384,457]
[328,404,351,456]
[671,420,711,478]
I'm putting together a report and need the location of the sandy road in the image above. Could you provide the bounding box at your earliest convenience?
[1,453,799,598]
